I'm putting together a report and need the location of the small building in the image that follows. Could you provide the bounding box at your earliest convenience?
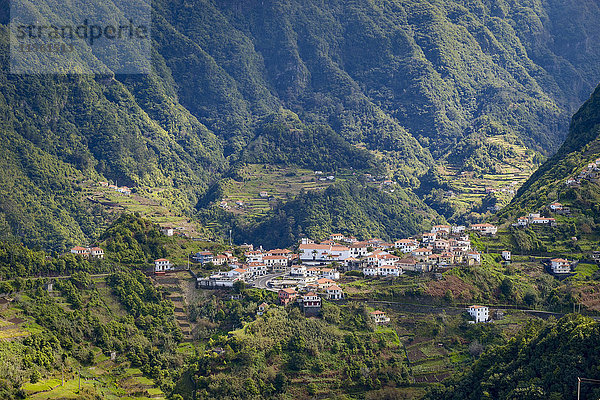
[89,247,104,259]
[502,251,511,261]
[467,305,489,323]
[160,227,174,237]
[467,251,481,264]
[70,246,88,256]
[192,251,213,264]
[279,288,298,306]
[470,223,498,235]
[259,191,269,198]
[369,310,390,325]
[154,258,173,274]
[300,292,322,309]
[550,258,571,274]
[326,285,344,300]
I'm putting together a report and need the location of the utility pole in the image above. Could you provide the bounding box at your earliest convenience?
[577,377,600,399]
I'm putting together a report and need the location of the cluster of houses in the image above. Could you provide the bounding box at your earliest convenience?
[98,181,131,196]
[297,225,488,278]
[513,212,557,227]
[196,248,294,288]
[70,246,104,259]
[565,158,600,186]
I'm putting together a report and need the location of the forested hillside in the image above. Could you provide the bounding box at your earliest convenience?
[426,314,600,400]
[497,83,600,234]
[3,0,600,250]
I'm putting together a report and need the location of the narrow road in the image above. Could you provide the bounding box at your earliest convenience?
[253,272,285,290]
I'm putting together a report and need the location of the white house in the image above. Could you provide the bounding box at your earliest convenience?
[394,239,419,253]
[502,251,511,261]
[213,255,228,266]
[452,225,466,234]
[517,217,529,226]
[370,310,390,325]
[467,251,481,264]
[320,268,340,280]
[245,251,263,263]
[432,225,451,235]
[300,292,321,309]
[154,258,174,274]
[160,227,174,237]
[290,265,307,277]
[225,268,248,280]
[378,265,402,277]
[299,244,351,265]
[349,242,370,257]
[467,305,489,323]
[70,246,88,256]
[263,255,289,271]
[470,223,497,235]
[329,233,345,241]
[550,258,571,274]
[422,232,436,244]
[531,217,556,226]
[326,285,344,300]
[247,262,267,277]
[412,248,432,261]
[363,266,378,277]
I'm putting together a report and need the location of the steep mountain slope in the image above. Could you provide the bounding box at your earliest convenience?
[426,314,600,400]
[3,0,600,250]
[497,83,600,231]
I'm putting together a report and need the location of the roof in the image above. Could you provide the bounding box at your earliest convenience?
[370,310,386,315]
[90,247,103,251]
[71,246,87,251]
[328,285,342,291]
[413,248,432,253]
[472,223,495,228]
[299,244,331,250]
[233,268,247,273]
[263,255,287,260]
[154,258,169,262]
[469,305,487,309]
[317,278,334,284]
[259,302,268,308]
[551,258,569,263]
[304,292,318,297]
[280,288,297,294]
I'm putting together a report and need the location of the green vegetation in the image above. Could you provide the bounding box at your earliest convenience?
[426,314,600,400]
[3,1,600,249]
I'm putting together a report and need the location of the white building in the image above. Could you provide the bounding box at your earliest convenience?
[370,310,390,325]
[502,251,511,261]
[263,255,289,271]
[549,202,563,211]
[394,239,419,253]
[290,265,307,276]
[550,258,571,274]
[467,305,489,323]
[154,258,174,274]
[470,223,498,235]
[326,285,344,300]
[298,244,351,265]
[432,225,451,235]
[320,268,340,280]
[160,227,174,237]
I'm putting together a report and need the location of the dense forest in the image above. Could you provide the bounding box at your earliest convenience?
[2,1,600,250]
